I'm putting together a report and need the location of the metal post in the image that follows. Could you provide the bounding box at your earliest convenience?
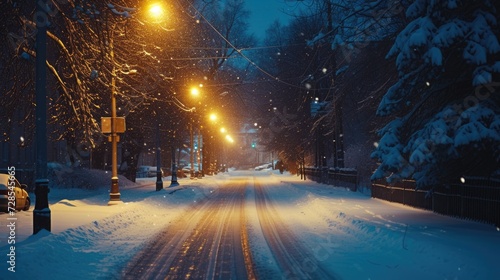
[170,145,179,187]
[156,114,163,191]
[196,132,205,179]
[108,32,121,205]
[190,121,194,179]
[33,1,51,234]
[194,126,198,177]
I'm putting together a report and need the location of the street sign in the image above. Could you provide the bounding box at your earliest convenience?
[101,117,126,133]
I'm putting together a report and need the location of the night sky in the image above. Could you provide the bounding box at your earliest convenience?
[245,0,298,40]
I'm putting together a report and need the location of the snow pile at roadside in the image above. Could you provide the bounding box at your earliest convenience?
[48,163,137,190]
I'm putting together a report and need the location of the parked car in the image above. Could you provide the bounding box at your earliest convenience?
[0,173,30,212]
[254,163,273,171]
[136,166,165,178]
[182,163,200,172]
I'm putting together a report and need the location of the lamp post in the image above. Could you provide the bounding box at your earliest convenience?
[169,117,179,187]
[206,114,218,175]
[169,145,179,187]
[190,119,195,179]
[196,128,202,178]
[106,3,166,201]
[220,130,234,172]
[108,28,122,205]
[189,87,200,179]
[33,1,50,234]
[155,112,163,191]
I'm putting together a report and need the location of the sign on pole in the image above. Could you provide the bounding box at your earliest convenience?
[101,117,126,133]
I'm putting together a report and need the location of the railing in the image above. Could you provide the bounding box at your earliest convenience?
[372,177,500,226]
[304,167,358,192]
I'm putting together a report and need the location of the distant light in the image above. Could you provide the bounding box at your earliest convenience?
[373,142,379,148]
[191,87,200,96]
[20,136,25,142]
[460,177,465,183]
[254,123,258,126]
[322,68,327,74]
[426,81,430,86]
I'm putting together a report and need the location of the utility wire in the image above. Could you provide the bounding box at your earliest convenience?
[184,0,308,91]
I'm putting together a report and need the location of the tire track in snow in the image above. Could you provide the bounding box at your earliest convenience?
[253,178,335,279]
[121,179,254,279]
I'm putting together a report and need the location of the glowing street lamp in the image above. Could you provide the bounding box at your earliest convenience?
[191,87,200,97]
[219,129,233,172]
[209,113,217,122]
[148,3,164,18]
[225,135,234,143]
[107,3,166,204]
[189,87,201,179]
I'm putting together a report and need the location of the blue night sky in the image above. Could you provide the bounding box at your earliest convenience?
[245,0,299,40]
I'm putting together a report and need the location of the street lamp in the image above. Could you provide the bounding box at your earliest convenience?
[155,111,163,191]
[104,18,129,205]
[148,3,165,20]
[189,85,203,179]
[169,144,179,187]
[219,128,234,172]
[191,87,200,97]
[190,115,195,179]
[33,2,50,234]
[209,113,217,122]
[205,113,218,175]
[106,3,166,203]
[219,127,225,172]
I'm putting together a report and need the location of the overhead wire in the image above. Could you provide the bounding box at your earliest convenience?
[183,0,309,91]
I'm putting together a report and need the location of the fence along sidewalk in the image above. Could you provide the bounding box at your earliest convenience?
[371,177,500,227]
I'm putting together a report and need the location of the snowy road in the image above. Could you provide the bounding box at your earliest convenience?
[2,170,499,279]
[121,173,337,279]
[122,176,251,279]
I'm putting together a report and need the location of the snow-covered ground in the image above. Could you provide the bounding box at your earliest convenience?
[251,173,500,279]
[0,169,499,279]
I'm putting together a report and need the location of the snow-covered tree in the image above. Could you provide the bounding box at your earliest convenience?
[371,0,500,188]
